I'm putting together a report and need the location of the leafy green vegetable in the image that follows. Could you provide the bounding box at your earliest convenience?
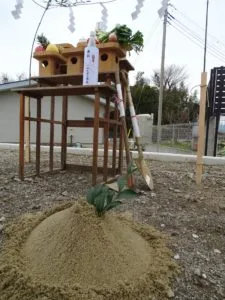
[96,24,144,54]
[86,160,138,217]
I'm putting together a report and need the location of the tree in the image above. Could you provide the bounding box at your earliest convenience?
[129,68,199,126]
[129,72,158,128]
[16,73,27,81]
[135,71,150,87]
[0,73,12,83]
[152,64,188,91]
[0,72,27,84]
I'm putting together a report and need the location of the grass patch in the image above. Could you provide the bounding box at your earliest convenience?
[160,141,192,151]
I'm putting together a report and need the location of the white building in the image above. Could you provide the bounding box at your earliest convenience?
[0,80,109,145]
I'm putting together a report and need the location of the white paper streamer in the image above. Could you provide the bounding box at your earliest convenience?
[131,0,145,20]
[158,0,170,18]
[100,3,108,31]
[68,7,75,33]
[116,84,125,117]
[129,105,141,137]
[11,0,24,19]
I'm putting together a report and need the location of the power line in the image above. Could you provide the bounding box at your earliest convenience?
[168,21,225,64]
[168,15,225,61]
[170,4,225,50]
[170,22,225,63]
[145,17,161,44]
[132,16,161,65]
[170,16,225,56]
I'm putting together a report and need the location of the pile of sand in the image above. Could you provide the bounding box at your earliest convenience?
[0,201,177,300]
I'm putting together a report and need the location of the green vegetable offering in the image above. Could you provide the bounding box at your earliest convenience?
[97,24,144,54]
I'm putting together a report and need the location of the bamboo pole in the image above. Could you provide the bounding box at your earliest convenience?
[196,72,207,184]
[25,96,30,163]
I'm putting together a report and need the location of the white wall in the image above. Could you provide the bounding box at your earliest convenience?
[0,92,105,144]
[0,93,20,143]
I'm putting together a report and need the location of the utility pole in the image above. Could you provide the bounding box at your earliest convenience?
[203,0,209,72]
[157,0,169,146]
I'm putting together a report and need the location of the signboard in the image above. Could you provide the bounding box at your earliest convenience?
[208,66,225,116]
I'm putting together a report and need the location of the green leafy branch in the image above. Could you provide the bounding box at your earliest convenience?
[86,161,138,217]
[97,24,144,54]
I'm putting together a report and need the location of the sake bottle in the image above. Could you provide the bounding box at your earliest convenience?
[83,31,99,85]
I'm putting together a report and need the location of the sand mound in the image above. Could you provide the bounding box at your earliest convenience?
[21,203,151,287]
[0,201,177,300]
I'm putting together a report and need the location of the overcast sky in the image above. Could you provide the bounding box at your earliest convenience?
[1,0,225,91]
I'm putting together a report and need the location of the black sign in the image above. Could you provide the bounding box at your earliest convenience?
[208,66,225,116]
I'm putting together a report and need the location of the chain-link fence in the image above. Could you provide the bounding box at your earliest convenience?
[150,123,194,154]
[140,123,225,156]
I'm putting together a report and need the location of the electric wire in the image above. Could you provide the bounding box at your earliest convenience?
[169,21,225,64]
[132,16,161,66]
[131,16,162,104]
[145,17,161,45]
[171,5,225,50]
[167,15,225,64]
[32,0,117,8]
[169,14,224,60]
[168,14,225,61]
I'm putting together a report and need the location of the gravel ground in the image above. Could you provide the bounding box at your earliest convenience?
[0,148,225,300]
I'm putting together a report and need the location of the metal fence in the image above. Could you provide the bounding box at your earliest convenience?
[142,123,225,156]
[152,123,193,143]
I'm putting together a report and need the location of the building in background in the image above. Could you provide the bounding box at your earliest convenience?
[0,80,109,145]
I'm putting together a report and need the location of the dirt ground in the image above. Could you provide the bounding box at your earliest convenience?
[0,148,225,300]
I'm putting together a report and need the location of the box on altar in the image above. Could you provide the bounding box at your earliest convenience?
[62,42,126,75]
[62,46,85,75]
[33,52,67,76]
[33,43,73,76]
[33,42,130,77]
[97,42,126,73]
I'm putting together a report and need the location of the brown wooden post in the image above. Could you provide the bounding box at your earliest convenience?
[112,104,118,176]
[19,93,25,180]
[36,97,42,176]
[49,95,55,173]
[61,95,68,170]
[118,120,124,173]
[25,96,31,163]
[103,97,110,181]
[196,72,207,184]
[92,88,100,186]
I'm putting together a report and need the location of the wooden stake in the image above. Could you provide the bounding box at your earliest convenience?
[49,96,55,173]
[19,94,25,180]
[25,96,30,163]
[112,104,118,176]
[196,72,207,184]
[103,97,110,181]
[92,88,100,186]
[61,95,68,170]
[36,98,41,177]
